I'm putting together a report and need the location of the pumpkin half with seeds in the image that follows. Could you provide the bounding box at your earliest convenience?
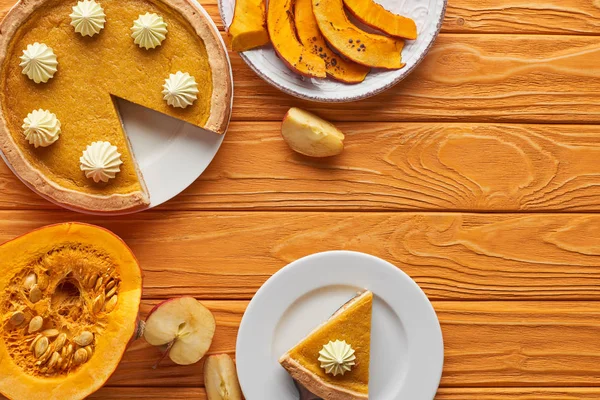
[0,223,142,400]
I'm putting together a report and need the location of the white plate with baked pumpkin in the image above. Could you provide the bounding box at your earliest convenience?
[236,251,444,399]
[219,0,447,102]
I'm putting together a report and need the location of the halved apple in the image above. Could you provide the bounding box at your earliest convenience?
[294,0,369,83]
[228,0,270,51]
[143,297,216,365]
[343,0,418,40]
[281,108,345,157]
[312,0,405,69]
[204,354,243,400]
[268,0,326,77]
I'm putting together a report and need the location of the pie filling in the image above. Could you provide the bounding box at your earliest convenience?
[0,0,214,196]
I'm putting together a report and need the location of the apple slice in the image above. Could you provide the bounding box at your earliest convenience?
[281,108,345,157]
[204,354,243,400]
[144,297,216,365]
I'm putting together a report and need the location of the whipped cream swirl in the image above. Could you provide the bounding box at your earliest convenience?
[22,109,61,148]
[131,13,168,49]
[19,43,58,83]
[80,141,123,183]
[162,71,199,108]
[318,340,356,376]
[70,0,106,37]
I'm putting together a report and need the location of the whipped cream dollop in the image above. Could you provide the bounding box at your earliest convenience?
[318,340,356,376]
[22,109,61,148]
[70,0,106,37]
[19,43,58,83]
[131,13,168,49]
[80,141,123,183]
[162,71,199,108]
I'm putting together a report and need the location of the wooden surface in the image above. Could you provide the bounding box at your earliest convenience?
[1,0,600,399]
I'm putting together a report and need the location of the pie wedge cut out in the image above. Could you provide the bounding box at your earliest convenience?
[0,0,232,213]
[280,290,372,400]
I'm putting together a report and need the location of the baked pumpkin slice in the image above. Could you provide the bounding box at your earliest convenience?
[312,0,405,69]
[0,0,232,213]
[280,291,373,400]
[343,0,418,40]
[0,223,143,400]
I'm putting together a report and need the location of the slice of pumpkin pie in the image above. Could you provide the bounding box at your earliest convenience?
[0,0,232,213]
[280,291,373,400]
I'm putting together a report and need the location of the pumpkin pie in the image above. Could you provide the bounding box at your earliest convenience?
[280,290,372,400]
[0,0,232,213]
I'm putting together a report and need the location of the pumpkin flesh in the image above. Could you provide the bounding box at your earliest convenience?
[312,0,405,69]
[295,0,369,83]
[229,0,270,51]
[0,223,142,400]
[268,0,326,78]
[343,0,417,40]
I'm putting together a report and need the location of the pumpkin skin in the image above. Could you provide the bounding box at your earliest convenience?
[229,0,270,51]
[295,0,369,83]
[343,0,418,40]
[268,0,326,78]
[312,0,405,69]
[0,223,142,400]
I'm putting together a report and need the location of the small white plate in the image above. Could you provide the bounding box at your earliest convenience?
[0,0,232,215]
[236,251,444,400]
[219,0,447,102]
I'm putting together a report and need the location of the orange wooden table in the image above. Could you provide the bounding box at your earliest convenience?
[2,0,600,398]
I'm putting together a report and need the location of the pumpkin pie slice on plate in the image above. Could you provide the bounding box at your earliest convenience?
[0,0,232,213]
[280,290,373,400]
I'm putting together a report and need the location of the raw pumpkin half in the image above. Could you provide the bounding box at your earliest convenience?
[312,0,405,69]
[0,223,142,400]
[295,0,369,83]
[343,0,418,40]
[268,0,326,78]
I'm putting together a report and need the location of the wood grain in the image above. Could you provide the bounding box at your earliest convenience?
[2,211,600,301]
[3,122,600,212]
[51,300,600,388]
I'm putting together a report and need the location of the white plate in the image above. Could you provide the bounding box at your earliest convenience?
[236,251,444,400]
[0,0,232,215]
[219,0,447,102]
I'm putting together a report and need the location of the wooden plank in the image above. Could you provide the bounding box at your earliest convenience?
[2,211,600,301]
[61,300,600,388]
[444,0,600,35]
[3,122,600,212]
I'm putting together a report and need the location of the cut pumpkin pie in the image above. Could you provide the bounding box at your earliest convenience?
[0,0,232,213]
[280,290,373,400]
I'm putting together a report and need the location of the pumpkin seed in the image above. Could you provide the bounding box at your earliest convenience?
[23,273,37,290]
[64,344,74,358]
[34,337,49,358]
[37,273,49,290]
[94,277,104,292]
[54,333,67,352]
[30,334,43,352]
[28,316,43,333]
[105,280,116,291]
[29,285,42,303]
[106,285,117,298]
[84,345,93,360]
[60,355,70,370]
[74,331,93,346]
[9,311,25,326]
[93,292,105,314]
[37,343,54,365]
[73,348,88,365]
[42,329,60,338]
[105,295,118,313]
[47,352,60,369]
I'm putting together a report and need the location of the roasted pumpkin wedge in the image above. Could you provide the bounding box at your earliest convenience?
[343,0,417,40]
[229,0,270,51]
[268,0,326,77]
[0,223,142,400]
[295,0,369,83]
[312,0,405,69]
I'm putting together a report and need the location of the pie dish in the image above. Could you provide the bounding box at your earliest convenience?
[280,290,373,399]
[0,0,232,213]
